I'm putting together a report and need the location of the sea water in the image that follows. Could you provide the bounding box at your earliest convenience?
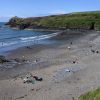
[0,22,58,54]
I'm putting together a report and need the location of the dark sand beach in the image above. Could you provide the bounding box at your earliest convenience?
[0,30,100,100]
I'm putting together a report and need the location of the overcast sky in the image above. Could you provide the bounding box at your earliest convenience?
[0,0,100,22]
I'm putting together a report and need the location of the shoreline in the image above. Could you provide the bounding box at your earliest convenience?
[7,25,62,32]
[0,29,96,56]
[0,28,86,56]
[0,30,97,75]
[1,30,100,100]
[0,28,63,55]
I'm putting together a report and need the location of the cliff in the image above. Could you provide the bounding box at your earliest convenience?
[6,11,100,30]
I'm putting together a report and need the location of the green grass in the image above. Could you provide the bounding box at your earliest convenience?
[6,11,100,30]
[78,88,100,100]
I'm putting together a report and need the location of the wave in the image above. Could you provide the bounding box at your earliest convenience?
[20,32,59,42]
[0,32,59,48]
[0,41,18,47]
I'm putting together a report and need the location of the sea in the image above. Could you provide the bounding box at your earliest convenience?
[0,22,59,54]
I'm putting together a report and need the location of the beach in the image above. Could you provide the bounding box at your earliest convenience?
[1,30,100,100]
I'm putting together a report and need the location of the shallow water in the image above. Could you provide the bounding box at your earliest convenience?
[0,22,59,54]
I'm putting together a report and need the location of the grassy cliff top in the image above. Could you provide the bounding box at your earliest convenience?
[6,11,100,30]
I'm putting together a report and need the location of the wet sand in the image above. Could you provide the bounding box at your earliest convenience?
[0,30,100,100]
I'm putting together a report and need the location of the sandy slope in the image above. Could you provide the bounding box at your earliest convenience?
[0,31,100,100]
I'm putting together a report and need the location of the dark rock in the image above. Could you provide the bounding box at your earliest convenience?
[89,45,92,47]
[70,42,73,45]
[0,55,9,63]
[33,76,43,81]
[26,46,32,49]
[91,50,99,54]
[14,58,27,63]
[72,61,76,64]
[96,51,99,53]
[91,49,95,53]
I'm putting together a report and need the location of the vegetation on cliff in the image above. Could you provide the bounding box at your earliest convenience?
[6,11,100,30]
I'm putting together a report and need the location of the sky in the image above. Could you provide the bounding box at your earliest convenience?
[0,0,100,22]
